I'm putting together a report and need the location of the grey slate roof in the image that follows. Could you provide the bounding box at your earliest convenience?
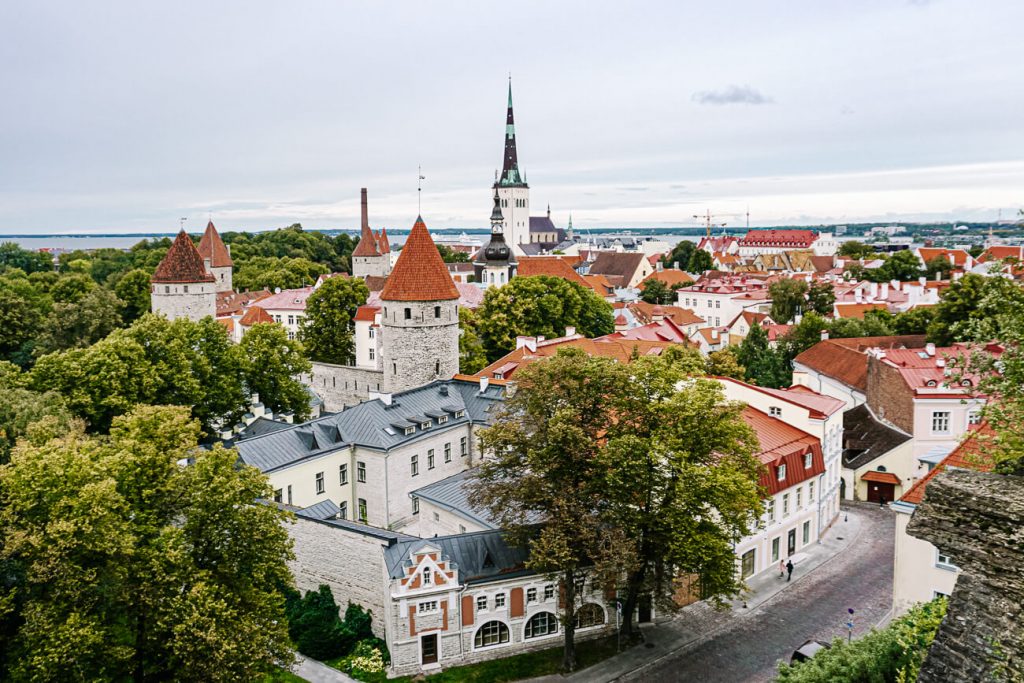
[292,505,418,543]
[411,470,543,530]
[529,216,557,233]
[384,530,531,584]
[235,379,505,474]
[299,499,341,520]
[842,404,913,470]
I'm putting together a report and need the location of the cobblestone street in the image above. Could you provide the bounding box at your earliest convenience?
[623,503,895,683]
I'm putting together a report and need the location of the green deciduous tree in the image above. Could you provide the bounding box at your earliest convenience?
[239,323,312,422]
[926,273,986,345]
[639,278,674,305]
[769,279,809,324]
[437,245,470,263]
[806,280,836,316]
[0,243,53,274]
[837,240,874,259]
[687,249,714,274]
[234,257,329,292]
[737,323,788,388]
[878,249,922,282]
[0,406,295,682]
[924,255,953,280]
[662,240,696,270]
[114,268,153,322]
[35,287,124,356]
[476,276,615,361]
[892,306,934,335]
[0,287,46,366]
[458,307,487,375]
[299,277,369,364]
[705,347,745,379]
[50,273,97,304]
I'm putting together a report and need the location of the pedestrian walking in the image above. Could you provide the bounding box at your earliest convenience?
[879,494,887,508]
[778,560,786,578]
[786,559,794,582]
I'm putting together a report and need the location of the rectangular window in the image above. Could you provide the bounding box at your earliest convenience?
[936,551,957,570]
[427,449,435,469]
[968,410,981,425]
[411,454,419,477]
[769,406,782,417]
[494,593,506,608]
[777,464,787,481]
[404,426,415,436]
[369,327,374,338]
[422,568,432,585]
[796,487,802,509]
[544,585,554,601]
[287,485,292,505]
[273,489,283,503]
[438,415,448,424]
[287,315,295,326]
[804,453,812,469]
[369,348,375,361]
[767,498,776,524]
[339,464,348,485]
[741,549,755,579]
[339,501,347,519]
[803,520,810,545]
[454,409,466,418]
[358,498,367,522]
[433,511,440,522]
[526,588,537,603]
[404,308,411,320]
[459,524,466,533]
[287,331,295,340]
[771,537,780,562]
[476,596,487,612]
[412,497,419,515]
[444,443,451,462]
[315,471,325,495]
[460,436,468,457]
[931,411,950,434]
[357,462,366,482]
[418,600,438,614]
[808,481,815,502]
[782,493,790,516]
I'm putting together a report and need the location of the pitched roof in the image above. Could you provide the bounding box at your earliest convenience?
[197,221,233,267]
[216,289,271,316]
[583,274,616,297]
[918,247,970,267]
[738,229,819,248]
[792,335,927,391]
[589,251,647,283]
[474,337,676,380]
[384,530,531,583]
[151,230,216,283]
[719,377,845,419]
[641,269,695,288]
[834,302,889,319]
[741,405,825,495]
[900,423,996,505]
[258,287,315,311]
[842,403,912,469]
[239,305,274,326]
[380,217,459,301]
[628,302,704,327]
[516,256,589,287]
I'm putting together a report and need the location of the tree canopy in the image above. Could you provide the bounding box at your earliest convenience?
[0,406,295,682]
[769,279,809,324]
[476,276,615,361]
[299,277,369,364]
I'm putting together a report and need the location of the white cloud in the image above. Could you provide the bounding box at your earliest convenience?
[692,85,773,106]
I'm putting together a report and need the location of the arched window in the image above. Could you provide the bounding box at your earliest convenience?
[575,603,605,629]
[525,612,558,639]
[474,620,509,648]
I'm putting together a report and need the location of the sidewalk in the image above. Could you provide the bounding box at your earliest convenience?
[290,653,357,683]
[528,506,868,683]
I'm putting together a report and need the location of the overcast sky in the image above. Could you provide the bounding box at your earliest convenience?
[1,0,1022,234]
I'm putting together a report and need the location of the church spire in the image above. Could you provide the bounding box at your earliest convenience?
[497,79,526,187]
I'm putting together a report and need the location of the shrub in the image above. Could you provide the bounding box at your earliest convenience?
[775,598,947,682]
[284,585,385,664]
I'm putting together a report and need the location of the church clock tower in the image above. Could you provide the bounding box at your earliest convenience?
[494,80,529,253]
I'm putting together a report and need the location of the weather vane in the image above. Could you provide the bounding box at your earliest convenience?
[418,165,426,215]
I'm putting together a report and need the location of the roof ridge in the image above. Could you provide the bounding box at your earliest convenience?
[380,217,459,301]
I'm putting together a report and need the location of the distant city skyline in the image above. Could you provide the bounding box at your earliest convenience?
[1,1,1022,234]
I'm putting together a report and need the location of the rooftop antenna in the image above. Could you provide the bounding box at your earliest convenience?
[746,205,750,230]
[417,166,425,215]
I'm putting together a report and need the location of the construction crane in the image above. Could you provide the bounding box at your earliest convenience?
[693,209,732,239]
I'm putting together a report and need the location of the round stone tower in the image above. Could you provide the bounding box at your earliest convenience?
[150,229,217,321]
[379,216,460,393]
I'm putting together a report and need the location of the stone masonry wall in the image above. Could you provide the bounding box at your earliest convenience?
[907,469,1024,682]
[286,515,390,638]
[309,363,385,411]
[865,356,915,435]
[150,283,217,322]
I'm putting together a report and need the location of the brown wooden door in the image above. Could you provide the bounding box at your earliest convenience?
[787,529,796,556]
[867,482,894,504]
[421,633,438,665]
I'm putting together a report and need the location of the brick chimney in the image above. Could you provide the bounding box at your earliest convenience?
[361,188,369,231]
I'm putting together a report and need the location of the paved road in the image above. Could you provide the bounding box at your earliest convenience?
[626,503,895,683]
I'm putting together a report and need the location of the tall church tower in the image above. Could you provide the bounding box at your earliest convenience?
[495,81,530,253]
[474,188,517,287]
[197,220,234,293]
[379,216,460,393]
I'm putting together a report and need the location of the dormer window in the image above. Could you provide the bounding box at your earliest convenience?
[404,426,415,436]
[777,464,787,481]
[804,453,812,469]
[960,379,972,387]
[769,406,782,417]
[454,410,466,419]
[437,415,448,425]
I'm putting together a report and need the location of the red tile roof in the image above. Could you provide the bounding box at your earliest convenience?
[792,335,927,391]
[900,423,996,505]
[353,305,380,322]
[918,248,970,267]
[516,256,589,287]
[834,302,889,319]
[719,377,845,419]
[861,470,902,485]
[628,302,704,327]
[739,229,818,248]
[151,230,216,283]
[741,406,825,495]
[474,337,676,380]
[380,217,459,301]
[641,269,694,288]
[978,245,1024,263]
[197,221,233,267]
[239,305,274,326]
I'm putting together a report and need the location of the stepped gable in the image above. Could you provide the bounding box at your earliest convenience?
[197,220,233,267]
[152,230,216,283]
[380,217,459,301]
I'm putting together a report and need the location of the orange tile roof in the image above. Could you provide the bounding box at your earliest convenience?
[239,305,274,326]
[474,337,676,379]
[152,230,216,283]
[197,221,233,267]
[517,256,589,287]
[834,302,889,319]
[642,269,694,288]
[380,217,459,301]
[216,317,235,333]
[353,304,380,322]
[900,423,996,505]
[861,470,902,485]
[978,245,1024,263]
[918,247,970,267]
[792,335,927,391]
[583,274,616,296]
[741,406,824,495]
[628,302,704,327]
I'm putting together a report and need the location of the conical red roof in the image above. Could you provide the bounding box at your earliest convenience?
[380,217,459,301]
[379,227,391,253]
[352,221,381,257]
[198,220,233,267]
[152,230,216,283]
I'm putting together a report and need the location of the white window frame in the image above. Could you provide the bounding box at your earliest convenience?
[777,463,787,481]
[769,406,782,417]
[936,550,957,571]
[315,471,325,495]
[931,411,950,434]
[494,593,506,609]
[476,595,487,612]
[418,600,438,614]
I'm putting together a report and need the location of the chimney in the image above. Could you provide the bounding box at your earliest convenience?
[918,276,927,287]
[360,188,369,230]
[821,329,830,341]
[651,306,665,323]
[854,290,863,303]
[925,343,936,357]
[439,385,449,397]
[656,261,664,271]
[479,377,490,393]
[369,391,393,406]
[674,261,680,270]
[711,328,719,340]
[516,336,538,352]
[880,282,889,299]
[936,358,945,368]
[565,326,576,337]
[869,281,878,299]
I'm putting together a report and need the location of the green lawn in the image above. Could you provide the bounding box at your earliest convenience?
[257,666,308,683]
[328,636,624,683]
